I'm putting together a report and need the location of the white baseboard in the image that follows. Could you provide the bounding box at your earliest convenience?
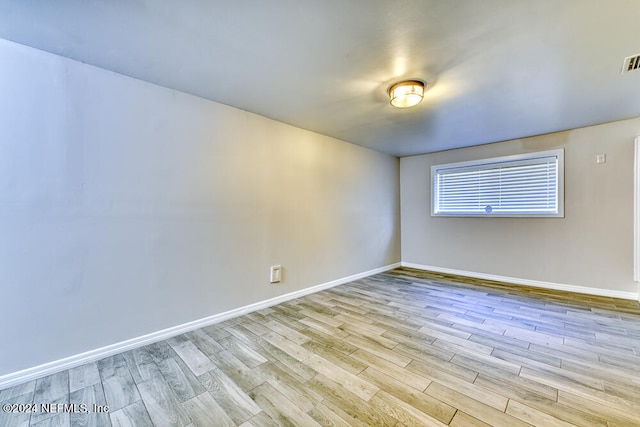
[0,262,401,390]
[401,262,640,301]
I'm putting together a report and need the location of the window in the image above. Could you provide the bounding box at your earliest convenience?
[432,149,564,217]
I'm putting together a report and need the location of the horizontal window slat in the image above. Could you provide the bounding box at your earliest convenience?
[439,165,557,178]
[437,177,558,186]
[442,171,557,179]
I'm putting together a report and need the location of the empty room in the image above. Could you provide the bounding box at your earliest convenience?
[1,1,640,426]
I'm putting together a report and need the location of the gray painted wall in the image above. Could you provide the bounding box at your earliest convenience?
[401,118,640,294]
[0,39,401,376]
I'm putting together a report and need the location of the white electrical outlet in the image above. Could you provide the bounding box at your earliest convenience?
[596,154,606,164]
[270,265,282,283]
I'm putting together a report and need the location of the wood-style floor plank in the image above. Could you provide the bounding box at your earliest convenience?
[137,375,191,427]
[1,267,639,426]
[369,389,449,427]
[153,355,206,403]
[68,363,101,394]
[28,372,70,427]
[248,382,320,426]
[505,399,579,427]
[358,367,455,424]
[109,400,154,427]
[122,347,162,385]
[253,362,322,412]
[182,392,235,427]
[197,368,261,424]
[97,355,140,413]
[306,403,354,427]
[306,374,396,426]
[167,336,217,377]
[69,383,110,427]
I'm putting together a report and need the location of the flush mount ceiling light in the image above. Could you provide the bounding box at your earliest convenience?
[388,80,425,108]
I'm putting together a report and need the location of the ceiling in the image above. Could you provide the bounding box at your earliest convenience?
[1,1,639,157]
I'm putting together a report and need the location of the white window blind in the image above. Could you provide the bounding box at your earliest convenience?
[432,149,564,217]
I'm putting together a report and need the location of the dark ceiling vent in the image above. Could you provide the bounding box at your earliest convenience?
[622,54,640,73]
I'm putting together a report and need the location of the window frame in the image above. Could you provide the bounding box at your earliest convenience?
[431,149,564,218]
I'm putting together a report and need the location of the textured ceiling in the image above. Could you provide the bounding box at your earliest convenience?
[1,0,639,156]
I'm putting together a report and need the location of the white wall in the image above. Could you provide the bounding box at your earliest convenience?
[0,39,400,376]
[401,118,640,296]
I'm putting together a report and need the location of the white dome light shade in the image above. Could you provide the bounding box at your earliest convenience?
[388,80,425,108]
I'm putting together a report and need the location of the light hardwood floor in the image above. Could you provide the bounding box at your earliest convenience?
[1,268,640,426]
